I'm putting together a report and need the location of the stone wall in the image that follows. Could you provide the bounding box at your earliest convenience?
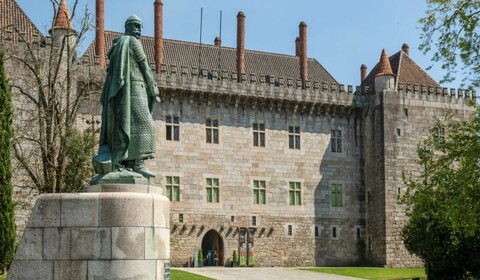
[365,89,475,267]
[149,88,365,266]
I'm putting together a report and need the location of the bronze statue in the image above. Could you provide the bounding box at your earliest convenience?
[92,15,159,184]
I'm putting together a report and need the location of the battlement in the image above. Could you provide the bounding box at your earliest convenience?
[154,63,360,95]
[359,83,476,101]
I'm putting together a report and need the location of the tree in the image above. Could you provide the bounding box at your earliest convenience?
[0,51,16,274]
[4,0,98,193]
[401,110,480,279]
[419,0,480,88]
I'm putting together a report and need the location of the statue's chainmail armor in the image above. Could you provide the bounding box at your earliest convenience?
[126,38,155,160]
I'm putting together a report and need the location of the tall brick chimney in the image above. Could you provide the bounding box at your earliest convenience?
[95,0,105,68]
[295,37,300,57]
[402,43,410,56]
[154,0,164,74]
[361,64,368,84]
[214,36,221,47]
[236,11,245,82]
[299,21,308,88]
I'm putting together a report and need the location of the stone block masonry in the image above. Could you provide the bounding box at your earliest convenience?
[7,185,170,280]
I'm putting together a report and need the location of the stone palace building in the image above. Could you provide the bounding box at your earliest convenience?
[1,0,476,268]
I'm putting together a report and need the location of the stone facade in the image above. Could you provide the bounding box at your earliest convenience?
[2,3,477,268]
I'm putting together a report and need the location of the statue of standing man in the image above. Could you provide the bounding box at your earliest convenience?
[92,15,159,185]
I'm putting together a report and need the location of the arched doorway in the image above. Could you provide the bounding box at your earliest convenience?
[201,230,224,266]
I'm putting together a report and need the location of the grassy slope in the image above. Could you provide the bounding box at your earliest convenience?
[301,267,426,280]
[171,269,215,280]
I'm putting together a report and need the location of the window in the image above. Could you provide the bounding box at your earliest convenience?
[166,116,180,141]
[253,123,265,147]
[287,225,293,236]
[165,176,180,202]
[252,216,257,226]
[206,178,220,203]
[288,126,300,149]
[253,180,266,205]
[289,182,301,206]
[315,226,319,237]
[231,216,235,222]
[356,228,361,239]
[332,227,337,238]
[206,119,219,144]
[179,213,184,223]
[331,129,342,153]
[331,184,343,207]
[404,108,409,117]
[396,128,402,136]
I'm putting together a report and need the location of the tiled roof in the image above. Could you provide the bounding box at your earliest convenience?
[81,31,339,85]
[375,49,394,77]
[362,49,440,89]
[52,0,73,31]
[0,0,44,44]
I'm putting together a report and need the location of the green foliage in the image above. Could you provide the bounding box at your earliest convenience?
[0,51,16,273]
[198,249,203,264]
[63,128,95,192]
[170,269,214,280]
[301,267,426,280]
[232,250,237,263]
[401,109,480,279]
[419,0,480,87]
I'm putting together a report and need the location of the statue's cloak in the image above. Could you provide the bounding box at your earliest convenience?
[98,35,154,170]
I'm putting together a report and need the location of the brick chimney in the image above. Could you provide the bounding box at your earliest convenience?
[214,36,221,47]
[299,21,308,88]
[154,0,164,73]
[295,37,300,57]
[236,11,245,82]
[95,0,105,68]
[361,64,368,84]
[402,43,409,56]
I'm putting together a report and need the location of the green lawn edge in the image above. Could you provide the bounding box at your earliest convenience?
[300,267,426,280]
[171,269,215,280]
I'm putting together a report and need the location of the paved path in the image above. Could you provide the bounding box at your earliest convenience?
[175,267,364,280]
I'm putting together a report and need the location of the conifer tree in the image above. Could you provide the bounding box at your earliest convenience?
[0,51,16,274]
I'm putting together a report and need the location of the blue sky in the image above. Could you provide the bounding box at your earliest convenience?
[16,0,470,90]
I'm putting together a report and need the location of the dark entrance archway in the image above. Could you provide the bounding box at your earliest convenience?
[201,230,224,266]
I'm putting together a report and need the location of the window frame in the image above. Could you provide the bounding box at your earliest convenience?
[253,123,266,147]
[165,176,180,202]
[206,178,220,203]
[331,129,342,153]
[288,126,301,150]
[288,181,302,206]
[253,180,266,205]
[331,183,343,207]
[166,115,180,141]
[206,118,219,144]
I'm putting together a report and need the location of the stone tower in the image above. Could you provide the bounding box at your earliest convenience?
[50,0,77,52]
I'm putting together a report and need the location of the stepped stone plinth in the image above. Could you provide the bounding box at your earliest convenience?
[7,184,170,280]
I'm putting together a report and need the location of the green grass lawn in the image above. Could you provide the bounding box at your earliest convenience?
[301,267,426,280]
[0,275,5,280]
[171,269,214,280]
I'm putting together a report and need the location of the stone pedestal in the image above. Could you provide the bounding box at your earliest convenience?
[7,185,170,280]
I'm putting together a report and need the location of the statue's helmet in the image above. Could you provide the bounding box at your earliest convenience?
[125,15,143,28]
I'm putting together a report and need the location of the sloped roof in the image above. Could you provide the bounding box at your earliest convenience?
[0,0,44,44]
[376,49,394,77]
[52,0,73,32]
[81,31,339,85]
[362,50,440,89]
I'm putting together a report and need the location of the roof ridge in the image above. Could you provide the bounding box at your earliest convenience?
[395,51,403,90]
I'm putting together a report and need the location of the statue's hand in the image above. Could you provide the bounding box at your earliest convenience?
[155,96,161,103]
